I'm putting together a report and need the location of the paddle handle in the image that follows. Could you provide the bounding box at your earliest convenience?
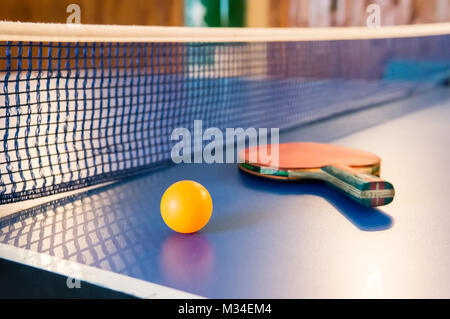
[321,164,395,207]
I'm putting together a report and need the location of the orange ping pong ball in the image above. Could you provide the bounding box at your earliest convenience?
[160,180,213,233]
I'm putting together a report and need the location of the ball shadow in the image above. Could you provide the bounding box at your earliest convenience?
[159,233,214,288]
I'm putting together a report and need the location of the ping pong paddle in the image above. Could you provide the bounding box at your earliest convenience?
[238,142,395,207]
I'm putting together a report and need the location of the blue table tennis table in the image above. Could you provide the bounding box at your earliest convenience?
[0,87,449,298]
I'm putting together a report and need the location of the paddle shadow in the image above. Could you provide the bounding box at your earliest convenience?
[233,170,394,232]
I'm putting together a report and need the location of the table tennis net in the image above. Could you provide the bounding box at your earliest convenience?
[0,30,449,204]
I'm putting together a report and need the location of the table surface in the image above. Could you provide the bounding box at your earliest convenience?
[0,88,449,298]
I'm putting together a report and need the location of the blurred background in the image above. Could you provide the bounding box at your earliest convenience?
[0,0,449,27]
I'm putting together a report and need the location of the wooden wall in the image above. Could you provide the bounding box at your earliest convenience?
[0,0,448,27]
[0,0,184,26]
